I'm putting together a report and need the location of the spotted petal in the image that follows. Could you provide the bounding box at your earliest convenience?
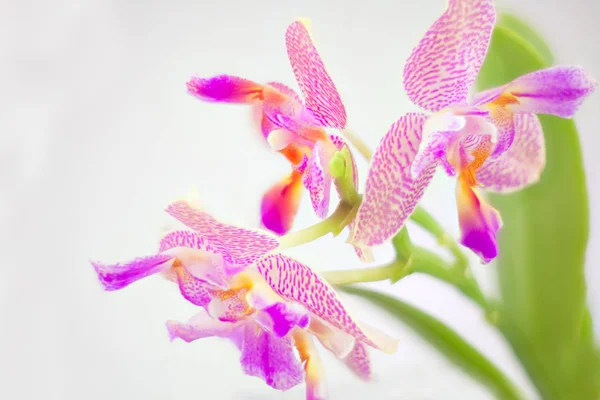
[350,113,436,251]
[92,254,174,291]
[303,140,335,218]
[344,342,372,381]
[476,113,545,192]
[240,322,304,391]
[187,75,263,103]
[165,200,279,267]
[255,254,398,353]
[403,0,495,112]
[286,20,347,129]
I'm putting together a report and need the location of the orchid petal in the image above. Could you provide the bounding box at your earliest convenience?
[309,318,356,359]
[166,312,242,343]
[344,342,372,381]
[240,322,304,391]
[412,112,468,178]
[92,254,174,291]
[286,20,347,129]
[350,113,436,251]
[261,170,304,236]
[260,302,310,337]
[403,0,495,111]
[159,230,214,253]
[303,140,335,218]
[506,66,596,117]
[477,113,545,192]
[294,331,328,400]
[456,177,502,263]
[165,200,279,267]
[170,262,218,308]
[187,75,263,103]
[256,254,398,353]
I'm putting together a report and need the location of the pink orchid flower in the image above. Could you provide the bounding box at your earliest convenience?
[350,0,596,263]
[92,200,397,399]
[186,20,357,236]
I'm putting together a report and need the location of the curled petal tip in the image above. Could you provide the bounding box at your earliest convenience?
[187,75,263,104]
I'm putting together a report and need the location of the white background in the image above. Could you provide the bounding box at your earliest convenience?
[2,0,599,399]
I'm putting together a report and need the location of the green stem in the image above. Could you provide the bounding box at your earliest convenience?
[278,202,354,249]
[411,206,469,269]
[324,246,489,311]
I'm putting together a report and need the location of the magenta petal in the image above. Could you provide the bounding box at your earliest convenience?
[507,65,597,117]
[477,113,545,192]
[260,171,304,235]
[166,312,241,343]
[92,254,173,291]
[303,140,334,218]
[456,180,502,263]
[256,254,398,353]
[403,0,496,111]
[350,113,436,249]
[262,303,310,337]
[187,75,263,103]
[344,342,372,381]
[240,323,304,391]
[165,201,279,267]
[286,20,347,129]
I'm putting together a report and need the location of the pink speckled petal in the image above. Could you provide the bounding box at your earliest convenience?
[170,263,218,308]
[344,342,372,381]
[261,171,304,235]
[350,113,436,251]
[505,66,596,117]
[165,200,279,267]
[286,20,347,129]
[92,254,173,291]
[240,322,304,391]
[477,113,545,192]
[403,0,495,111]
[303,140,334,218]
[166,312,241,343]
[187,75,263,103]
[159,230,215,253]
[256,254,398,353]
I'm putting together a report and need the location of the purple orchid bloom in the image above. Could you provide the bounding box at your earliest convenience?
[92,200,397,400]
[349,0,596,263]
[186,20,358,238]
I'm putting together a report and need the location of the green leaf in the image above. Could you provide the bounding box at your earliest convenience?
[476,15,600,399]
[340,286,523,400]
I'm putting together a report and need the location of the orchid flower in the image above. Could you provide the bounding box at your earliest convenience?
[92,200,397,399]
[350,0,596,263]
[187,20,357,237]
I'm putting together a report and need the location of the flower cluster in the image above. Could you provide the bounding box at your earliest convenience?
[92,0,595,398]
